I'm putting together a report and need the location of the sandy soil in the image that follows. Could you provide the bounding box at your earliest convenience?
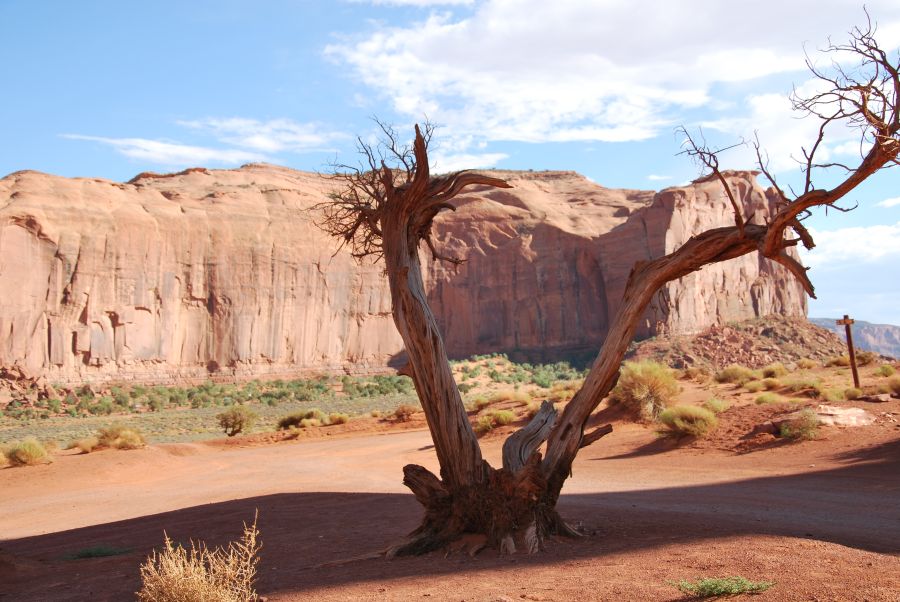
[2,400,899,601]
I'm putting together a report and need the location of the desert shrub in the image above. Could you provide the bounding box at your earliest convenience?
[674,576,773,597]
[762,362,789,378]
[525,401,542,418]
[327,412,349,425]
[216,406,258,437]
[779,409,820,441]
[2,437,50,466]
[796,358,818,370]
[299,418,321,428]
[657,406,718,438]
[856,350,877,366]
[702,398,730,414]
[889,376,900,395]
[97,424,146,450]
[457,383,474,394]
[67,436,99,454]
[474,415,495,435]
[487,389,530,405]
[744,380,765,393]
[393,404,417,422]
[277,409,326,430]
[843,387,863,400]
[826,355,851,367]
[715,364,759,385]
[137,516,260,602]
[783,377,822,394]
[490,410,515,426]
[877,364,896,377]
[755,392,783,405]
[821,388,845,403]
[761,377,781,390]
[609,360,679,420]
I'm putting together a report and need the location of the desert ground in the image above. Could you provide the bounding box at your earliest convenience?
[2,358,899,601]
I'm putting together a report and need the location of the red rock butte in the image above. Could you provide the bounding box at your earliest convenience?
[0,164,806,385]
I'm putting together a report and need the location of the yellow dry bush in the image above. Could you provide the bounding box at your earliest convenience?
[609,361,679,420]
[137,516,261,602]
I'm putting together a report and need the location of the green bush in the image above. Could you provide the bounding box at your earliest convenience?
[674,576,773,597]
[715,364,759,385]
[657,406,718,438]
[609,360,679,420]
[843,387,863,401]
[779,409,819,441]
[216,406,258,437]
[877,364,895,377]
[702,398,730,414]
[2,437,51,466]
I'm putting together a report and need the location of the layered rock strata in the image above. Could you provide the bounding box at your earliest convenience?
[0,165,806,384]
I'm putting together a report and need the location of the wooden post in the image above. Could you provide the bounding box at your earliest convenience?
[835,315,860,389]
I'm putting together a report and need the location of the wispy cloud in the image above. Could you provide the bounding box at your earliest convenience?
[62,135,265,167]
[177,118,346,153]
[877,196,900,208]
[647,174,671,181]
[800,221,900,269]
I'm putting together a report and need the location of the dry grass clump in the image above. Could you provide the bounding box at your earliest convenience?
[474,409,516,435]
[877,364,896,377]
[609,361,679,420]
[744,380,765,393]
[762,362,789,378]
[679,366,711,384]
[888,376,900,395]
[761,378,782,390]
[487,389,530,405]
[715,364,759,386]
[843,387,863,401]
[779,409,820,441]
[657,406,718,438]
[796,358,818,370]
[328,412,349,425]
[277,409,327,430]
[216,406,258,437]
[97,424,146,450]
[674,576,773,597]
[393,404,418,422]
[755,392,784,405]
[825,355,851,367]
[855,350,877,366]
[137,515,261,602]
[548,381,580,402]
[2,437,51,466]
[702,398,730,414]
[68,436,100,454]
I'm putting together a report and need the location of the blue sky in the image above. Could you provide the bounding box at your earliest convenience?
[2,0,899,324]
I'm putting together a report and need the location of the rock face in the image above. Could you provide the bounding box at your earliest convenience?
[809,318,900,359]
[0,165,806,384]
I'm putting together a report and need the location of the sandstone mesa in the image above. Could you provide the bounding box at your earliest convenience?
[0,164,805,385]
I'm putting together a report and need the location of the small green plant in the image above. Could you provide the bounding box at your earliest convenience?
[2,437,51,466]
[673,576,773,597]
[657,406,718,438]
[702,398,729,414]
[762,362,788,378]
[877,364,895,377]
[65,545,131,560]
[843,387,862,401]
[609,360,679,420]
[715,364,759,385]
[755,392,783,405]
[779,409,820,441]
[97,424,146,450]
[137,515,260,602]
[216,406,258,437]
[743,380,765,393]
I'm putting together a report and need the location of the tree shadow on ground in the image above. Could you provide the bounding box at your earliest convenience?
[2,439,898,601]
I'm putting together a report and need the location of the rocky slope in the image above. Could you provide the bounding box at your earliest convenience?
[809,318,900,358]
[0,165,806,384]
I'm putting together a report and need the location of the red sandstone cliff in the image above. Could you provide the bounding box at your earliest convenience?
[0,165,806,384]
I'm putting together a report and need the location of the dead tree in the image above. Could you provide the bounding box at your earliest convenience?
[318,19,899,556]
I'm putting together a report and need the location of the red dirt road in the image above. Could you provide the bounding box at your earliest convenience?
[2,419,899,601]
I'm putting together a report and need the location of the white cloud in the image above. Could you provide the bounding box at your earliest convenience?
[647,174,671,181]
[800,221,900,269]
[326,0,900,155]
[62,135,265,167]
[178,118,346,153]
[877,196,900,208]
[431,151,507,173]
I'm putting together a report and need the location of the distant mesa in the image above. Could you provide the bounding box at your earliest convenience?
[0,165,806,385]
[809,318,900,359]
